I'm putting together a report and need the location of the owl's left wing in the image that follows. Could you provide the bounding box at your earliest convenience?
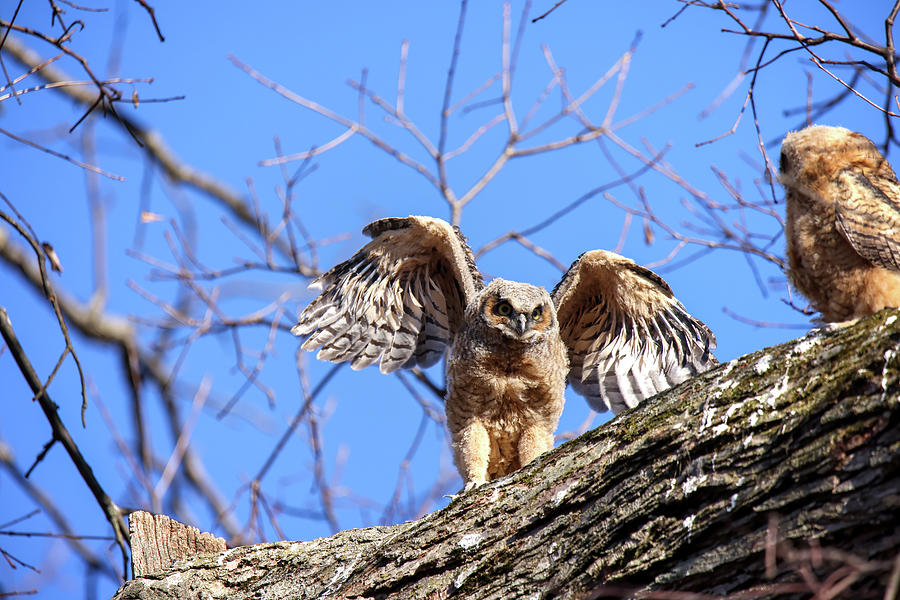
[552,250,717,414]
[834,169,900,271]
[293,216,484,374]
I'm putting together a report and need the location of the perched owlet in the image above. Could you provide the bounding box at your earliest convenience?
[293,216,716,491]
[779,125,900,322]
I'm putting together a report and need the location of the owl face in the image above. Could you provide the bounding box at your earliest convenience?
[478,278,556,342]
[779,125,877,195]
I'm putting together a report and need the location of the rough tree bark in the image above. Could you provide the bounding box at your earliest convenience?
[129,511,226,577]
[112,310,900,599]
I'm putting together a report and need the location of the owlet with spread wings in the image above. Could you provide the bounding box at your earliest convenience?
[780,125,900,322]
[293,216,716,491]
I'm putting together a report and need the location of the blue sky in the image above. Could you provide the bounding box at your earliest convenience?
[0,1,891,598]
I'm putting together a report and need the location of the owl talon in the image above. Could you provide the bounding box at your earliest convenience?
[462,480,482,494]
[442,480,483,501]
[820,319,856,332]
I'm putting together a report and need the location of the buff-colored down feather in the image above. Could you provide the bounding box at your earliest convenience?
[780,125,900,322]
[294,216,716,491]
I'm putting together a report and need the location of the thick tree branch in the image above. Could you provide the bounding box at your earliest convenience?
[112,309,900,599]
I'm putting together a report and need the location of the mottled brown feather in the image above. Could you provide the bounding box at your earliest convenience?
[780,125,900,322]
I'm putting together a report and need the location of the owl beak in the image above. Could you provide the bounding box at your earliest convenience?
[515,313,528,335]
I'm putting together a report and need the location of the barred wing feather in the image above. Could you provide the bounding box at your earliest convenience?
[834,169,900,271]
[552,250,716,414]
[292,216,484,374]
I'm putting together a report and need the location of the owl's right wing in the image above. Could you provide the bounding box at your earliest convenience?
[292,216,484,373]
[834,169,900,271]
[552,250,716,414]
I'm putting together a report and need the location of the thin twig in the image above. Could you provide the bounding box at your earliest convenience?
[0,127,124,180]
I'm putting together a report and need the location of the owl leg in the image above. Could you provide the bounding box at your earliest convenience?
[453,420,490,493]
[517,425,553,467]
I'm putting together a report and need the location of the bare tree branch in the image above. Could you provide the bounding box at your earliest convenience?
[0,306,130,577]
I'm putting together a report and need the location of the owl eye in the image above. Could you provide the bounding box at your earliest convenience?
[494,301,512,316]
[779,150,789,173]
[531,307,543,321]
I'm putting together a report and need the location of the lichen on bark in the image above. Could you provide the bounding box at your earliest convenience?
[113,310,900,600]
